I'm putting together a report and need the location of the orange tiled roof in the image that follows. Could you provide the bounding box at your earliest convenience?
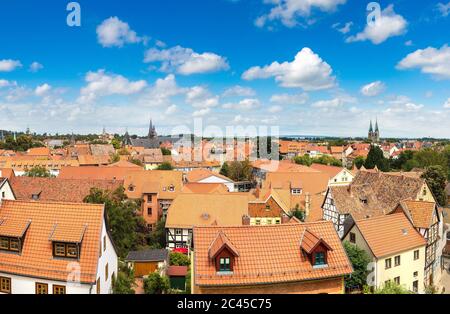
[193,222,353,286]
[9,177,123,203]
[264,172,330,195]
[353,213,427,258]
[186,169,233,183]
[0,168,15,179]
[252,159,319,173]
[399,200,437,229]
[182,183,230,194]
[0,200,105,283]
[310,164,345,179]
[107,160,142,168]
[27,147,51,156]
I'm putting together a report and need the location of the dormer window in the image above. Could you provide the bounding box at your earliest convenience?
[300,228,332,269]
[209,231,239,274]
[291,188,302,195]
[32,193,40,201]
[128,185,135,192]
[0,237,20,252]
[53,242,79,259]
[219,257,231,272]
[0,219,31,254]
[360,198,368,205]
[169,185,175,192]
[314,252,326,266]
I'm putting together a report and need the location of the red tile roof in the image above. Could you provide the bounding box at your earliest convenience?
[193,222,352,286]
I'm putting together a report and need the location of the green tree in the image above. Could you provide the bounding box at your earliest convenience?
[110,153,120,163]
[364,145,390,171]
[313,155,343,167]
[390,150,415,170]
[161,147,171,156]
[353,156,365,170]
[24,166,53,178]
[148,217,166,249]
[144,272,170,294]
[111,138,122,150]
[421,166,448,207]
[343,242,371,291]
[113,265,136,294]
[84,187,148,258]
[156,162,174,170]
[293,155,313,167]
[364,281,411,294]
[289,204,305,222]
[228,160,253,182]
[219,162,230,178]
[412,149,448,176]
[130,159,144,167]
[169,252,191,266]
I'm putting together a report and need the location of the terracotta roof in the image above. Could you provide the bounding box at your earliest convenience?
[399,200,437,229]
[123,170,183,200]
[182,183,230,194]
[9,177,123,203]
[166,193,249,229]
[27,147,50,156]
[193,222,353,286]
[78,154,111,166]
[353,213,427,258]
[0,200,105,283]
[0,168,14,179]
[329,171,428,220]
[0,218,31,238]
[310,164,345,179]
[2,159,79,171]
[50,224,87,243]
[167,265,188,277]
[208,231,239,259]
[59,166,138,180]
[264,172,329,195]
[252,159,319,173]
[186,169,233,183]
[107,160,142,168]
[89,144,115,156]
[300,228,332,254]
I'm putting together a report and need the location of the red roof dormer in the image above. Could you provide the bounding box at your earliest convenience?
[300,229,333,267]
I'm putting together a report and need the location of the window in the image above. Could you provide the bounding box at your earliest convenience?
[349,232,356,244]
[219,257,231,272]
[394,277,400,285]
[422,188,427,196]
[385,258,392,269]
[128,185,135,192]
[255,219,261,225]
[103,236,106,252]
[291,189,302,195]
[169,185,175,192]
[275,218,281,225]
[0,237,20,253]
[0,277,11,294]
[413,271,418,278]
[314,252,326,266]
[147,195,153,203]
[265,205,271,211]
[36,283,48,294]
[395,255,401,267]
[105,264,109,281]
[53,242,78,259]
[413,280,419,293]
[147,207,153,216]
[414,250,419,260]
[1,191,5,199]
[53,285,66,294]
[175,229,182,236]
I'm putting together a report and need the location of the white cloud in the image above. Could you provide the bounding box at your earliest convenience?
[256,0,347,28]
[360,81,386,97]
[0,59,22,72]
[437,2,450,17]
[29,62,43,73]
[332,21,353,34]
[0,80,16,88]
[35,83,52,97]
[268,105,283,113]
[270,92,308,105]
[242,47,336,91]
[96,17,144,48]
[222,85,256,97]
[397,45,450,79]
[144,45,229,75]
[405,40,413,47]
[444,98,450,108]
[384,95,424,113]
[165,104,177,114]
[223,98,260,110]
[186,86,219,109]
[78,69,147,103]
[311,94,357,109]
[233,114,254,124]
[346,5,407,44]
[192,108,211,117]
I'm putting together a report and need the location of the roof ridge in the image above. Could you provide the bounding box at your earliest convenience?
[1,199,104,208]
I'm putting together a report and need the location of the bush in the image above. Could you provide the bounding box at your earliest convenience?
[170,252,191,266]
[144,272,170,294]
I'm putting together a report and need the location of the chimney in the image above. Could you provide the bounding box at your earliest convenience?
[242,215,251,226]
[254,186,260,199]
[305,192,311,217]
[281,213,290,224]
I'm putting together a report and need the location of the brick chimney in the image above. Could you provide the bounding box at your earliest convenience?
[242,215,251,226]
[305,192,311,218]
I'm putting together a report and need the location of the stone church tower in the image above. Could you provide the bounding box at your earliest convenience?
[368,120,380,143]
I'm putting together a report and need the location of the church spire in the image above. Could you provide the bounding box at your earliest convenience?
[369,120,373,133]
[148,118,157,139]
[375,119,379,132]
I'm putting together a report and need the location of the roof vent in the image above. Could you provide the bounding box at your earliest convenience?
[201,213,210,220]
[402,228,408,235]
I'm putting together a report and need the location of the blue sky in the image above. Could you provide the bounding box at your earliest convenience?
[0,0,449,138]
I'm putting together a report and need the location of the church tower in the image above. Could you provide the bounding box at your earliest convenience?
[148,118,157,139]
[374,119,380,142]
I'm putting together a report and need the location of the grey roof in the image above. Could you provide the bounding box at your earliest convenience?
[126,249,169,262]
[130,136,183,149]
